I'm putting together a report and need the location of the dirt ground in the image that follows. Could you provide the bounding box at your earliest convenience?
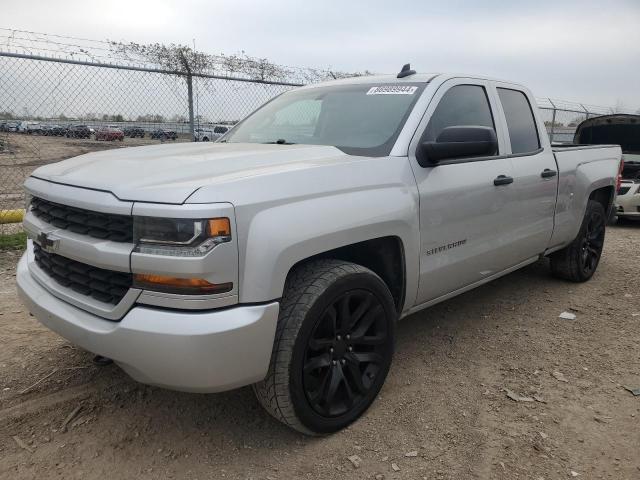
[0,223,639,480]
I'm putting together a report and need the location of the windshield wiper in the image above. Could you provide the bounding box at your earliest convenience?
[262,139,296,145]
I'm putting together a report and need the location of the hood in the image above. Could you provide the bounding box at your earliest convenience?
[31,142,354,204]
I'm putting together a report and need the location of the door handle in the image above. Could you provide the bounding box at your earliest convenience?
[541,168,558,178]
[493,175,514,186]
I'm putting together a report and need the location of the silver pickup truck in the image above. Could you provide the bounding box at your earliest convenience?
[17,67,623,435]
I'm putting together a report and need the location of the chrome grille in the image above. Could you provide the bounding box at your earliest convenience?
[33,244,132,305]
[31,197,133,242]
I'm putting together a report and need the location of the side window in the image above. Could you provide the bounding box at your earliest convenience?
[497,88,540,154]
[423,84,495,143]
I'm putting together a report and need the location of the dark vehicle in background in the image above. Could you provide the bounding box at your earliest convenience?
[123,126,145,138]
[66,125,92,139]
[150,128,177,140]
[95,127,124,141]
[574,114,640,175]
[574,114,640,221]
[42,125,67,136]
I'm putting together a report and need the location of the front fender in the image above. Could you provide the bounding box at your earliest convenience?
[237,186,420,309]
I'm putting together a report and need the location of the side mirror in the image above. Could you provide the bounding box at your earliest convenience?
[416,126,498,166]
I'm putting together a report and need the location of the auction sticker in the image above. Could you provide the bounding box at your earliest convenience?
[366,85,418,95]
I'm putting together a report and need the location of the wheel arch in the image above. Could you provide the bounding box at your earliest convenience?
[588,185,615,216]
[286,236,406,314]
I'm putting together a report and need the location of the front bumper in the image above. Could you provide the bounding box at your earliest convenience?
[16,253,279,393]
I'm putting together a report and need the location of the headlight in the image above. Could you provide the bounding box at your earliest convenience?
[133,217,231,256]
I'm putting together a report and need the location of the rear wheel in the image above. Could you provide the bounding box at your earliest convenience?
[550,200,606,282]
[253,259,396,435]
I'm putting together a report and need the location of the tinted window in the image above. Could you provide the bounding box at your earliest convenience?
[497,88,540,154]
[213,126,228,134]
[423,84,495,143]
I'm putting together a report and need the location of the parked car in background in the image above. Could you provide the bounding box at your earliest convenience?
[18,70,622,435]
[573,114,640,221]
[95,127,124,141]
[66,125,92,139]
[123,126,145,138]
[0,122,7,132]
[18,121,42,134]
[150,128,177,140]
[41,125,66,136]
[6,121,20,132]
[195,125,229,142]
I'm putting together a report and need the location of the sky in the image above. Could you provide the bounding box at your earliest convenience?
[2,0,640,109]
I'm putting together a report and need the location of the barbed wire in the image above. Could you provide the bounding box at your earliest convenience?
[0,28,368,84]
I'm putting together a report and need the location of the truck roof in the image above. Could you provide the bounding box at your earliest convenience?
[297,72,525,90]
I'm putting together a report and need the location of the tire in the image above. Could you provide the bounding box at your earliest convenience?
[550,200,606,282]
[202,137,209,142]
[253,259,396,435]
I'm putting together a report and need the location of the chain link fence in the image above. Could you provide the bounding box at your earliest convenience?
[0,51,302,233]
[1,32,638,234]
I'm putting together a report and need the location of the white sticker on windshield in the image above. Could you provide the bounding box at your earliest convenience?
[366,86,418,95]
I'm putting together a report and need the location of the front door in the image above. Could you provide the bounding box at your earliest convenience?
[408,79,518,305]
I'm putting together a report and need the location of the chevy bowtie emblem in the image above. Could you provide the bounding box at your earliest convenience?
[36,232,60,253]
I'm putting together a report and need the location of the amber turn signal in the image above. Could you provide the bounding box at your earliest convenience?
[134,274,233,295]
[208,218,231,237]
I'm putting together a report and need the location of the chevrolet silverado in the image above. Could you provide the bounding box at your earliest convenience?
[17,66,623,434]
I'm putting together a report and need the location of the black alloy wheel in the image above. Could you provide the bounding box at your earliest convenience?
[550,200,606,282]
[302,289,389,418]
[253,260,396,435]
[579,207,605,276]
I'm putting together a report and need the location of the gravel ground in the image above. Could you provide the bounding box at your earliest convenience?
[0,223,639,479]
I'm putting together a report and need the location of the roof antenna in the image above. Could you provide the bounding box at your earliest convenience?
[397,63,416,78]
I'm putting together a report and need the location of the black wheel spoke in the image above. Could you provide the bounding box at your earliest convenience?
[351,334,386,346]
[352,352,383,365]
[337,294,352,334]
[325,305,337,336]
[344,353,367,393]
[346,293,373,332]
[322,364,343,407]
[304,353,331,372]
[308,337,334,350]
[351,304,383,339]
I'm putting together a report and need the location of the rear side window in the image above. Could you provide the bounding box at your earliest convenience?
[423,84,495,143]
[497,88,540,154]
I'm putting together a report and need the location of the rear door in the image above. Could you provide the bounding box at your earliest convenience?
[408,78,518,304]
[492,83,558,260]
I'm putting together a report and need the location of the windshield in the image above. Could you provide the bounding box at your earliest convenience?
[224,83,426,156]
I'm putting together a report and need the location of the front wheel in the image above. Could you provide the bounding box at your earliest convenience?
[550,200,606,282]
[253,259,396,435]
